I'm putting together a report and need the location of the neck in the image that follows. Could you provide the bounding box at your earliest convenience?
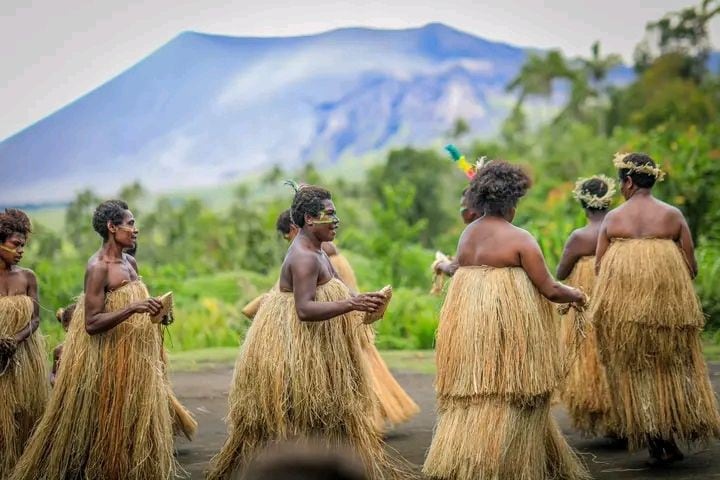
[298,229,323,250]
[586,210,607,223]
[100,240,125,260]
[484,213,511,222]
[628,188,652,200]
[0,261,10,272]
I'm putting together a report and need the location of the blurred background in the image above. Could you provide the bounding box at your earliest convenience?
[1,0,718,354]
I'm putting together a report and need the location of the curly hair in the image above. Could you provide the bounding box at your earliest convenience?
[467,161,531,216]
[276,209,294,235]
[290,186,332,228]
[0,208,32,243]
[618,152,657,189]
[92,200,130,240]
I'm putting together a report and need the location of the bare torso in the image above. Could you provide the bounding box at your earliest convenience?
[84,252,139,292]
[0,267,33,297]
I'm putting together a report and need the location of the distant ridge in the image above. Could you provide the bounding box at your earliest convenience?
[0,23,631,205]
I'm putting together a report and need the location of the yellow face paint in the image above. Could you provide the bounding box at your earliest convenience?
[314,210,339,225]
[116,225,137,232]
[0,245,17,254]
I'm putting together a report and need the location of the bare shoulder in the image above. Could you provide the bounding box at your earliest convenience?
[510,224,541,252]
[85,258,109,281]
[17,266,37,281]
[321,242,338,256]
[656,198,683,216]
[123,253,139,272]
[286,244,320,270]
[567,227,584,242]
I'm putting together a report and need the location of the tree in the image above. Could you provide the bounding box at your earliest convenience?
[582,41,623,86]
[506,50,572,110]
[635,0,720,80]
[65,189,102,257]
[363,181,428,286]
[367,148,455,247]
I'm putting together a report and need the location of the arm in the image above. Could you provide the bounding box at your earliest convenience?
[677,213,698,278]
[126,254,139,274]
[556,232,582,280]
[520,237,584,304]
[292,254,382,322]
[84,263,161,335]
[14,270,40,343]
[594,222,610,275]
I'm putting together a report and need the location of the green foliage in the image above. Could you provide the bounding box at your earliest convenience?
[374,288,442,350]
[18,2,720,353]
[610,54,717,131]
[367,148,457,247]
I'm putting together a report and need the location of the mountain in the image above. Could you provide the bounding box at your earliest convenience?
[0,23,627,205]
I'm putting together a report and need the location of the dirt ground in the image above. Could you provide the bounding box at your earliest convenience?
[172,364,720,479]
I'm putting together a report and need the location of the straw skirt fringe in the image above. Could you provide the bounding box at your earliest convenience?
[206,278,409,480]
[560,256,618,437]
[10,282,177,480]
[0,296,49,478]
[593,239,720,449]
[331,253,420,429]
[363,336,420,429]
[423,267,589,480]
[330,253,359,292]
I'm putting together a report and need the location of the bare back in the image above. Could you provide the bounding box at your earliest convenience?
[456,217,530,268]
[455,216,580,303]
[556,220,603,280]
[597,193,696,276]
[603,195,684,241]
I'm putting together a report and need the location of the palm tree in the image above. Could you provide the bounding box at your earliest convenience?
[506,50,572,111]
[582,41,623,86]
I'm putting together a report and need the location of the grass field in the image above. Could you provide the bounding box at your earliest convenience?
[170,342,720,374]
[169,348,436,374]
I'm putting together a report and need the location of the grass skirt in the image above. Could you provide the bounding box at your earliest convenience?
[10,282,178,480]
[0,296,49,478]
[593,239,720,449]
[363,334,420,429]
[559,256,618,437]
[423,267,589,480]
[329,253,359,292]
[331,253,419,429]
[206,278,408,480]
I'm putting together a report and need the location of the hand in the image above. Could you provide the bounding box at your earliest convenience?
[349,293,386,313]
[571,288,587,309]
[132,298,163,316]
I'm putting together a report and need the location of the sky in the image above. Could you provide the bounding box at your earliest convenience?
[1,0,718,141]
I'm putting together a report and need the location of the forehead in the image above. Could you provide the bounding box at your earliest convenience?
[5,232,26,244]
[121,210,135,223]
[320,199,335,211]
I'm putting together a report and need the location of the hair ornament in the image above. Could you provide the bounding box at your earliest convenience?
[612,152,666,181]
[572,174,616,209]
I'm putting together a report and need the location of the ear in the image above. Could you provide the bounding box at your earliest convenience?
[304,213,314,226]
[107,221,117,234]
